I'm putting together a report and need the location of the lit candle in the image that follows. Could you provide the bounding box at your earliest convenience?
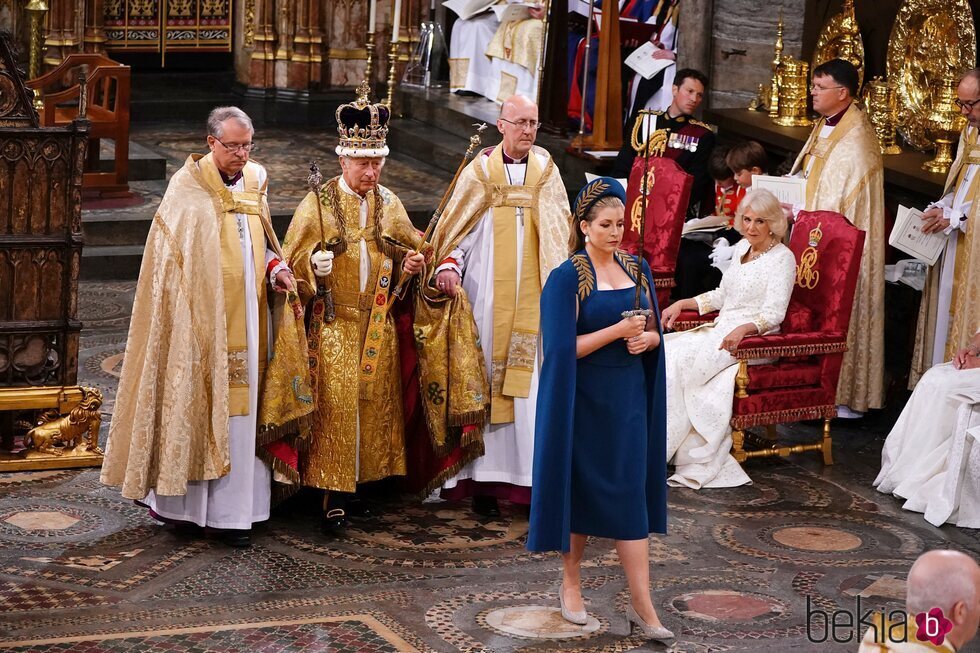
[369,0,377,31]
[391,0,402,42]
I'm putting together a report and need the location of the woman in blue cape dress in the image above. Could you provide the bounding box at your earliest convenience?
[527,177,670,641]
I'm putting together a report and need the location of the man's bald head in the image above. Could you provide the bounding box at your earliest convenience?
[907,550,980,649]
[497,95,539,160]
[957,69,980,129]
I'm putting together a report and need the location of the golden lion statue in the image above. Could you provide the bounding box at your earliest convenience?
[24,388,104,457]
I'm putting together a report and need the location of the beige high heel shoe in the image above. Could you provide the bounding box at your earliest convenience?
[626,605,674,641]
[558,583,588,625]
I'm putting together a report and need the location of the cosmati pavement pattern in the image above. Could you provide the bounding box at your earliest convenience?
[5,202,980,652]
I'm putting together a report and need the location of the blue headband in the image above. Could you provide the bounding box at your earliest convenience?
[572,176,627,222]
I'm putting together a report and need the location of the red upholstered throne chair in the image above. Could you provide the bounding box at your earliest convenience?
[671,211,865,464]
[620,155,693,308]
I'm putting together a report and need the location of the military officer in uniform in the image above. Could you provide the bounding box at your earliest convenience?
[612,68,721,299]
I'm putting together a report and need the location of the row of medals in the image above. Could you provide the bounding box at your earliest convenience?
[668,131,699,152]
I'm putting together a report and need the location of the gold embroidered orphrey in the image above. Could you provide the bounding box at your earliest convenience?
[886,0,976,150]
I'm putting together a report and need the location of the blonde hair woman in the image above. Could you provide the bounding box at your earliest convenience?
[659,189,795,489]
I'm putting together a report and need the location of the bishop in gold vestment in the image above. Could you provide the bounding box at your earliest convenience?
[910,70,980,385]
[430,96,572,510]
[281,87,424,512]
[790,59,885,413]
[101,109,311,545]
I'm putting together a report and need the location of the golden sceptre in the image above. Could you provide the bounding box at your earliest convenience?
[308,161,336,323]
[387,121,489,301]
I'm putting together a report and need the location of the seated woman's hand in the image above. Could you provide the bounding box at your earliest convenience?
[660,303,683,330]
[627,329,661,355]
[953,345,980,370]
[617,314,647,341]
[719,325,752,355]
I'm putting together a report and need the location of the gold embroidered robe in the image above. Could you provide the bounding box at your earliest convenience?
[791,103,886,411]
[283,178,420,493]
[910,125,980,385]
[101,154,310,499]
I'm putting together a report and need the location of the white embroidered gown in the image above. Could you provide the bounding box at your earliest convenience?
[664,239,796,489]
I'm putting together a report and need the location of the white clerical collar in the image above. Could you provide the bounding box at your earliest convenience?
[338,175,368,202]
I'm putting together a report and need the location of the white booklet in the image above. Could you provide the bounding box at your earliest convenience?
[624,42,675,80]
[443,0,498,20]
[888,205,947,266]
[682,214,731,234]
[491,1,536,22]
[752,174,806,206]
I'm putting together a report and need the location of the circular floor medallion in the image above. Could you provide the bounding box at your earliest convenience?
[772,526,862,551]
[671,589,786,623]
[483,606,601,639]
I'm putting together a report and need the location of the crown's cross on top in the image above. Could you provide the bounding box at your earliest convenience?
[354,80,372,108]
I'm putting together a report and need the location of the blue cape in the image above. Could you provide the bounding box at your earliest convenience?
[527,252,667,553]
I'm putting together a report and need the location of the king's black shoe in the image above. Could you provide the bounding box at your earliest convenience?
[321,508,349,536]
[472,495,500,517]
[220,529,252,548]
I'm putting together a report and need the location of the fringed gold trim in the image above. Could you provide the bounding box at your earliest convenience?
[653,277,675,288]
[413,441,486,500]
[734,340,847,360]
[447,408,490,428]
[732,404,836,430]
[271,481,301,507]
[255,413,313,448]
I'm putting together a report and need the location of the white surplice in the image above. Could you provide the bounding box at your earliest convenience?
[448,11,538,102]
[144,171,273,530]
[874,352,980,528]
[664,239,796,489]
[440,152,545,490]
[925,136,976,367]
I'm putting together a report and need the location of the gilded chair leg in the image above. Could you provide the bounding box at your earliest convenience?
[821,417,833,465]
[735,360,749,399]
[732,429,747,463]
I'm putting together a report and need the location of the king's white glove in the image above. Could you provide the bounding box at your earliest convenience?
[311,250,334,278]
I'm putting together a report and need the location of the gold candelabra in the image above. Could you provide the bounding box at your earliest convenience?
[865,77,901,155]
[922,71,967,174]
[385,38,400,108]
[768,14,784,119]
[364,30,376,88]
[774,58,812,127]
[25,0,48,111]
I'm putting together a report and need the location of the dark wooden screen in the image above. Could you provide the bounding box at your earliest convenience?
[0,33,89,389]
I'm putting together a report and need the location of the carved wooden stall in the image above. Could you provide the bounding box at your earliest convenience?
[0,33,102,471]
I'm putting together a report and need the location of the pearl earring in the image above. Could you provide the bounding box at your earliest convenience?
[584,235,590,243]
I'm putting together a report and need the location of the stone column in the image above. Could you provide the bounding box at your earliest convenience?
[247,0,277,88]
[323,0,367,88]
[82,0,106,55]
[42,0,84,68]
[677,0,713,83]
[273,0,295,88]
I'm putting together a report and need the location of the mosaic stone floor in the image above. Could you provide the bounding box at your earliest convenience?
[83,122,452,219]
[3,280,980,653]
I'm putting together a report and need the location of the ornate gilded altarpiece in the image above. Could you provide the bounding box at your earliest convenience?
[886,0,976,151]
[104,0,232,63]
[811,0,865,90]
[0,33,102,471]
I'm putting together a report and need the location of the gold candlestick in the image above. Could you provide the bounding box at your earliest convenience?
[768,13,784,120]
[25,0,49,111]
[364,30,376,87]
[865,77,901,155]
[385,38,400,108]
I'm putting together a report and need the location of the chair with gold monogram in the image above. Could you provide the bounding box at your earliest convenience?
[671,211,865,464]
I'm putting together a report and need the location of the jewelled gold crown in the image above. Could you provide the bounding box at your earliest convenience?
[335,80,390,158]
[808,223,824,248]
